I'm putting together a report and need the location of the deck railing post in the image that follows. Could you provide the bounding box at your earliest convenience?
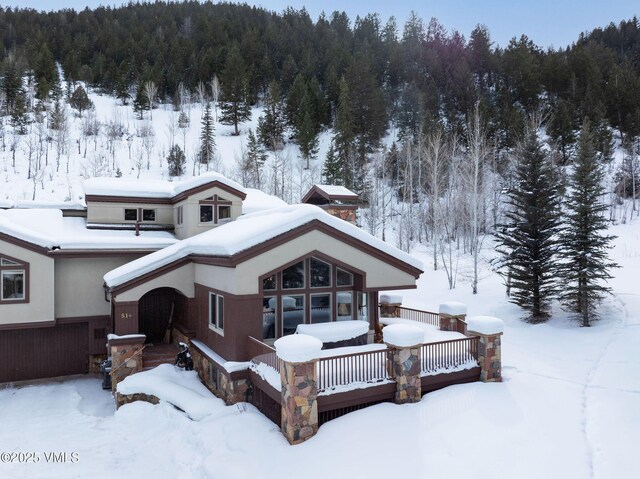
[275,335,322,445]
[438,302,468,333]
[465,316,504,382]
[383,324,423,404]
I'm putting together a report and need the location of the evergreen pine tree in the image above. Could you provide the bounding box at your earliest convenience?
[49,99,65,130]
[2,63,23,114]
[495,124,563,321]
[218,44,251,136]
[257,80,286,150]
[198,102,216,164]
[322,140,344,185]
[242,129,267,188]
[69,85,93,117]
[132,83,148,120]
[297,107,319,169]
[332,76,356,189]
[167,144,186,176]
[10,89,29,134]
[560,120,618,326]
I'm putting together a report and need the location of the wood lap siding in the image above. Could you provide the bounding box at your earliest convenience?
[0,323,89,382]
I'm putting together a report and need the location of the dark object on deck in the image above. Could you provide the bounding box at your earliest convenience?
[175,342,193,371]
[101,359,112,390]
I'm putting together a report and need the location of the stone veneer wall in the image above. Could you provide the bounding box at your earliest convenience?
[280,360,318,445]
[189,341,251,405]
[109,336,145,395]
[476,333,502,382]
[439,313,467,334]
[116,392,160,408]
[389,345,422,403]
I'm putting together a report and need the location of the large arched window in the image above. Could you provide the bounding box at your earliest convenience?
[0,254,28,304]
[260,256,368,341]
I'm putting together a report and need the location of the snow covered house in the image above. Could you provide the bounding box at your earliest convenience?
[0,173,422,384]
[301,184,359,224]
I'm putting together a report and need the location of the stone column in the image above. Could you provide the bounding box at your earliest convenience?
[379,294,403,318]
[466,316,504,383]
[438,302,467,333]
[383,324,423,404]
[275,334,323,445]
[108,334,146,394]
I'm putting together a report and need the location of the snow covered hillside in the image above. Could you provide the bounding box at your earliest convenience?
[1,86,330,205]
[0,216,638,479]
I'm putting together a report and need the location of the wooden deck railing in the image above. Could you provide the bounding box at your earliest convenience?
[420,337,479,374]
[387,306,440,327]
[247,336,280,373]
[317,348,392,392]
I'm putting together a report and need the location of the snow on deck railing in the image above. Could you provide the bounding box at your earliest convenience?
[249,336,480,396]
[317,347,392,394]
[420,337,479,375]
[391,305,440,327]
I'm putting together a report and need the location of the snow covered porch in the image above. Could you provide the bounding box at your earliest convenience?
[244,303,503,443]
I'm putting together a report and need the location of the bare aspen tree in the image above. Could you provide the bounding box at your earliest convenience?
[439,135,463,289]
[196,81,207,110]
[9,129,20,169]
[210,74,220,122]
[465,102,488,294]
[423,125,447,270]
[143,81,158,119]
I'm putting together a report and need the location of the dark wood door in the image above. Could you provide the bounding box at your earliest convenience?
[138,288,175,343]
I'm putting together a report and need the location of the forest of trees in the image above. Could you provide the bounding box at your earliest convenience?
[0,2,635,322]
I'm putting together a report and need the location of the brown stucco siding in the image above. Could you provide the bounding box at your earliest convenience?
[194,283,262,362]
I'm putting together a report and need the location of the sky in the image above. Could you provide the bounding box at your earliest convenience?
[3,0,639,49]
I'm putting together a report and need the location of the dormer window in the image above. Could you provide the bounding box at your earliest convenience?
[199,195,232,224]
[123,208,156,222]
[1,255,28,303]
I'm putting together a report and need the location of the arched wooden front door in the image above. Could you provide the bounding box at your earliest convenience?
[138,288,176,343]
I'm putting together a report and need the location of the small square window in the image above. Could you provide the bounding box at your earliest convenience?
[200,205,213,223]
[263,274,277,291]
[124,209,138,221]
[282,261,304,289]
[218,205,231,222]
[142,209,156,221]
[1,271,25,300]
[337,268,353,287]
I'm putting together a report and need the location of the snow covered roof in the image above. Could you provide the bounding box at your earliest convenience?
[104,204,423,288]
[315,185,358,198]
[83,172,246,200]
[302,184,359,203]
[0,199,86,210]
[241,188,288,215]
[0,208,176,251]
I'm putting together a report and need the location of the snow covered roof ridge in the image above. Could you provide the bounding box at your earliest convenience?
[104,203,424,288]
[83,172,246,200]
[314,184,358,197]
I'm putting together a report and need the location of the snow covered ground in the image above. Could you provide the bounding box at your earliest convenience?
[0,218,638,479]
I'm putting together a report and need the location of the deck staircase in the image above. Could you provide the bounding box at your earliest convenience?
[142,343,179,371]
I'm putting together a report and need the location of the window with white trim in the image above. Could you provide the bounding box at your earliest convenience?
[176,205,183,226]
[0,255,27,303]
[208,292,225,333]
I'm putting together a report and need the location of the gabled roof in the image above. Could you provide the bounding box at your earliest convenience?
[84,172,246,203]
[104,204,423,289]
[302,184,359,204]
